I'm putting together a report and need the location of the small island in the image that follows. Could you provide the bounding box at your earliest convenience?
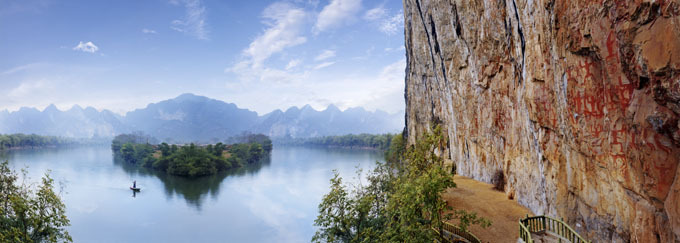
[112,133,272,177]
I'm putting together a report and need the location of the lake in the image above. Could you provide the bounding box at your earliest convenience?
[1,145,382,242]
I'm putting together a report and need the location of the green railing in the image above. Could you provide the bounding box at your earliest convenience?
[436,221,481,243]
[519,215,589,243]
[519,217,533,243]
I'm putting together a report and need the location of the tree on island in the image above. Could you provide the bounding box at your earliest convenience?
[112,134,273,177]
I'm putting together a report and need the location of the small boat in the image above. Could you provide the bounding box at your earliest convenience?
[130,187,141,191]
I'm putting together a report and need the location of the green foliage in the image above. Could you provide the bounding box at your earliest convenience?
[313,126,490,243]
[384,133,405,164]
[225,134,273,152]
[112,134,272,177]
[0,161,72,242]
[159,143,171,157]
[120,143,136,163]
[111,133,156,152]
[281,133,396,150]
[0,134,75,150]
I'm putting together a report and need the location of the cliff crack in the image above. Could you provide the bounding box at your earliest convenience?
[512,0,526,84]
[414,0,442,120]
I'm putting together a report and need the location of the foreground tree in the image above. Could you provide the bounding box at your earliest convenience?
[313,125,490,243]
[0,161,72,242]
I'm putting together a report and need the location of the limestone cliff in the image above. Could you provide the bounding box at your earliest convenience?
[402,0,680,242]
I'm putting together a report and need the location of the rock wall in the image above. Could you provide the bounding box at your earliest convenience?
[402,0,680,242]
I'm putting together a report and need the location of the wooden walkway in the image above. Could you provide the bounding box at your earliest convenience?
[528,232,568,243]
[519,215,589,243]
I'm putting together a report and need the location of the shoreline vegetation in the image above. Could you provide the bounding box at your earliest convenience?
[0,133,110,151]
[275,133,397,151]
[313,126,491,242]
[0,161,72,242]
[0,133,76,150]
[111,133,272,177]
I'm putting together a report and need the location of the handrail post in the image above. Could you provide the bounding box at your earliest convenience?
[542,216,546,231]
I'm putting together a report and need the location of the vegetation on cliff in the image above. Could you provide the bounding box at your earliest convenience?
[313,126,490,242]
[112,134,272,177]
[0,161,72,242]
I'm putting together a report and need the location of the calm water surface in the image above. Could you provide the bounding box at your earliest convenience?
[1,145,381,242]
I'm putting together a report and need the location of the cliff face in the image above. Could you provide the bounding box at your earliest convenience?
[402,0,680,242]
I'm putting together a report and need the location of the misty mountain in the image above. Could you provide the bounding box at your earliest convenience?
[255,105,403,138]
[0,105,127,138]
[0,94,404,141]
[123,93,259,142]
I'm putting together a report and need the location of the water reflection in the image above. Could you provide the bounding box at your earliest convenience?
[113,155,271,209]
[3,145,381,242]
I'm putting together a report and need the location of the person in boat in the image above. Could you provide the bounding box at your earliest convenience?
[133,180,136,188]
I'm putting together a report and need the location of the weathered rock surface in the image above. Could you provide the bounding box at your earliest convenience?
[402,0,680,242]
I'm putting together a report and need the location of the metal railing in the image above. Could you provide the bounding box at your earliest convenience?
[519,215,589,243]
[436,221,481,243]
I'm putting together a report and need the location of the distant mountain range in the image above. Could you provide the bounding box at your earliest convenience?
[0,93,404,141]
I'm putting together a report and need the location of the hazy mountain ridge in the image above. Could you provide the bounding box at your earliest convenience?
[0,94,403,141]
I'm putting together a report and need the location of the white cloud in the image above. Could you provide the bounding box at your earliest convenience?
[379,12,403,35]
[142,28,157,34]
[244,2,307,68]
[314,50,335,61]
[171,0,208,40]
[1,63,43,75]
[363,6,385,20]
[336,58,405,112]
[72,41,99,53]
[8,79,52,99]
[285,59,301,70]
[313,62,335,69]
[314,0,361,33]
[229,60,309,84]
[228,2,308,82]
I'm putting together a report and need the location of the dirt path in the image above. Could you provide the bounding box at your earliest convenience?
[442,175,533,243]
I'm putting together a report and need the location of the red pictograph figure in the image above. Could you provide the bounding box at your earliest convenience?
[610,126,626,148]
[608,121,630,169]
[579,59,596,81]
[653,159,675,193]
[602,30,634,111]
[614,76,634,109]
[590,123,604,137]
[570,91,585,117]
[611,154,627,169]
[584,95,605,118]
[606,31,619,62]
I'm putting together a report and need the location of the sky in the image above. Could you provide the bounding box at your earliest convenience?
[0,0,406,115]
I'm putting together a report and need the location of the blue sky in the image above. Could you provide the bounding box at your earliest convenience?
[0,0,405,115]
